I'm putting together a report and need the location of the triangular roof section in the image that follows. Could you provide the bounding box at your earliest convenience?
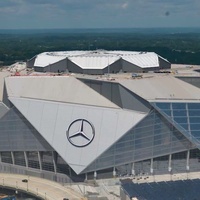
[9,97,147,174]
[34,52,66,67]
[122,52,159,68]
[68,55,120,70]
[5,76,119,109]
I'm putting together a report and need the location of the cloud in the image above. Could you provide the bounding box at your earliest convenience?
[121,2,128,9]
[0,0,199,28]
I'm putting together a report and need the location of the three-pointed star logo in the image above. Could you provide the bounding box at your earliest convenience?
[67,119,95,147]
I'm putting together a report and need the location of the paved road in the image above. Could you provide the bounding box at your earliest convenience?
[0,173,85,200]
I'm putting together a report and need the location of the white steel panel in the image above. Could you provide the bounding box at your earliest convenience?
[7,98,29,117]
[96,109,118,155]
[64,106,89,167]
[52,105,74,155]
[25,100,44,130]
[83,108,103,160]
[122,53,159,68]
[6,76,119,109]
[40,102,59,143]
[69,56,120,70]
[119,76,200,101]
[115,109,143,139]
[34,53,66,67]
[9,97,147,174]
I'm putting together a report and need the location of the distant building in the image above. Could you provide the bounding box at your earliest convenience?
[27,50,171,74]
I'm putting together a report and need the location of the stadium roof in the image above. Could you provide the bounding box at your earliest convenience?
[5,75,147,174]
[5,76,119,108]
[33,50,169,69]
[122,52,159,68]
[1,65,200,174]
[68,55,120,69]
[119,75,200,101]
[34,53,66,67]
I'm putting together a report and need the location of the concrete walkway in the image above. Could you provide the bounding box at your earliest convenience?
[0,173,86,200]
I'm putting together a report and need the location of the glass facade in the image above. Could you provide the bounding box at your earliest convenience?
[154,102,200,146]
[0,101,200,178]
[0,107,53,152]
[83,109,193,173]
[41,152,54,172]
[14,151,26,166]
[1,152,12,164]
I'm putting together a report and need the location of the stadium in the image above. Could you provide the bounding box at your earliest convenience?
[27,50,171,74]
[1,54,200,186]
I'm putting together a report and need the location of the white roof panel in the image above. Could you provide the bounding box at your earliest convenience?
[46,51,91,57]
[34,53,66,67]
[33,50,167,69]
[9,97,147,174]
[5,76,119,108]
[119,76,200,101]
[122,52,159,68]
[68,55,120,69]
[108,51,140,56]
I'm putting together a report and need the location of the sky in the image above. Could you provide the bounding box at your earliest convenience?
[0,0,199,29]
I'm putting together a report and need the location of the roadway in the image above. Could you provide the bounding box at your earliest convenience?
[0,173,86,200]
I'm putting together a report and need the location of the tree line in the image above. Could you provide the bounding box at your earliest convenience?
[0,31,200,66]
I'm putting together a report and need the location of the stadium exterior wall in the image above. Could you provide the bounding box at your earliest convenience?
[82,108,193,173]
[177,76,200,88]
[2,84,12,108]
[45,58,67,73]
[34,58,67,73]
[103,59,122,74]
[0,103,9,119]
[1,75,200,182]
[27,56,36,68]
[83,69,103,75]
[121,59,144,73]
[67,59,83,74]
[34,66,45,72]
[143,67,160,72]
[158,57,171,69]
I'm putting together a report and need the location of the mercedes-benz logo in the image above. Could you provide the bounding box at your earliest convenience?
[66,119,95,147]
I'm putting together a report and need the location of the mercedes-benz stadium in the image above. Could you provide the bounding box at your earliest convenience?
[1,63,200,183]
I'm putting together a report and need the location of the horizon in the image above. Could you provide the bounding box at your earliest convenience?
[0,27,200,30]
[1,27,200,35]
